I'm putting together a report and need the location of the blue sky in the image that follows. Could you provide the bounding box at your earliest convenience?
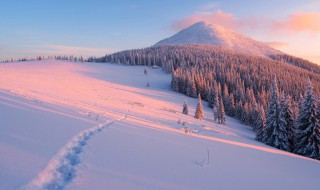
[1,0,320,63]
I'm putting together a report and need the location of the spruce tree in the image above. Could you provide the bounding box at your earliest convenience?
[171,73,179,92]
[263,78,279,143]
[278,93,293,151]
[280,94,295,151]
[295,79,320,160]
[218,95,226,124]
[182,99,189,115]
[213,95,219,121]
[255,105,266,142]
[228,93,235,116]
[250,100,259,127]
[189,79,197,98]
[264,77,290,151]
[207,88,216,108]
[194,94,204,120]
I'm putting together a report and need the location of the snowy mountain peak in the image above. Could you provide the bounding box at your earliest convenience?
[155,21,282,57]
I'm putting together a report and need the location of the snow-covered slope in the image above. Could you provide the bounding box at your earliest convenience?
[0,60,319,190]
[155,22,282,57]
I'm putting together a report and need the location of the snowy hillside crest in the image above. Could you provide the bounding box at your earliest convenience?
[155,21,282,57]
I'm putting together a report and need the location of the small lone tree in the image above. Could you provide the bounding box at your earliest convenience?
[182,99,189,115]
[194,94,204,120]
[144,67,148,75]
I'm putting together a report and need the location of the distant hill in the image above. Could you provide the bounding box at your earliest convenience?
[155,22,282,58]
[153,22,320,74]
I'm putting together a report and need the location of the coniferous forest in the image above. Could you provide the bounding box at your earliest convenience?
[103,44,320,160]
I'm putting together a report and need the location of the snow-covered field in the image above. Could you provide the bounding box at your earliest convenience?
[0,60,319,190]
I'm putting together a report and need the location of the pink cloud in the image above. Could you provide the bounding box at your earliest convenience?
[172,10,239,31]
[44,45,116,57]
[172,10,320,35]
[273,12,320,33]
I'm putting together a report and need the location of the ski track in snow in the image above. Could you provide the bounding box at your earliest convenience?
[24,112,128,190]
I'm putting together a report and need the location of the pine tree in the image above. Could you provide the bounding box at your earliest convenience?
[235,100,243,120]
[182,99,189,115]
[228,93,235,116]
[207,87,216,108]
[278,93,293,151]
[279,94,295,151]
[171,73,179,92]
[263,77,290,151]
[249,100,259,127]
[194,94,204,120]
[189,79,197,98]
[213,95,219,121]
[255,105,266,142]
[295,79,320,160]
[218,95,226,124]
[286,95,296,150]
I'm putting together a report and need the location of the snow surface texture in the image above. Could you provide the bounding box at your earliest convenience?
[24,112,128,190]
[0,60,319,190]
[155,21,282,57]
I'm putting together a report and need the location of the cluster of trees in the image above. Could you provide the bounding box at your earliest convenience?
[52,55,86,62]
[1,55,88,63]
[257,78,320,160]
[270,54,320,74]
[1,57,37,63]
[182,94,225,124]
[105,44,320,160]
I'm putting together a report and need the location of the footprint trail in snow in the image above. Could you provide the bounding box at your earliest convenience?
[24,112,128,190]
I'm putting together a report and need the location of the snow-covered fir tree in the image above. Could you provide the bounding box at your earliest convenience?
[227,93,235,117]
[295,79,320,160]
[255,105,266,142]
[207,86,217,108]
[279,94,296,151]
[182,99,189,115]
[213,95,219,121]
[286,95,296,150]
[194,94,204,120]
[263,77,290,151]
[186,79,197,98]
[218,95,226,124]
[171,72,179,92]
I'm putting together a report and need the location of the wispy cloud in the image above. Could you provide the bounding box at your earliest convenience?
[172,10,238,31]
[271,12,320,34]
[0,44,116,60]
[42,45,116,57]
[172,9,320,35]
